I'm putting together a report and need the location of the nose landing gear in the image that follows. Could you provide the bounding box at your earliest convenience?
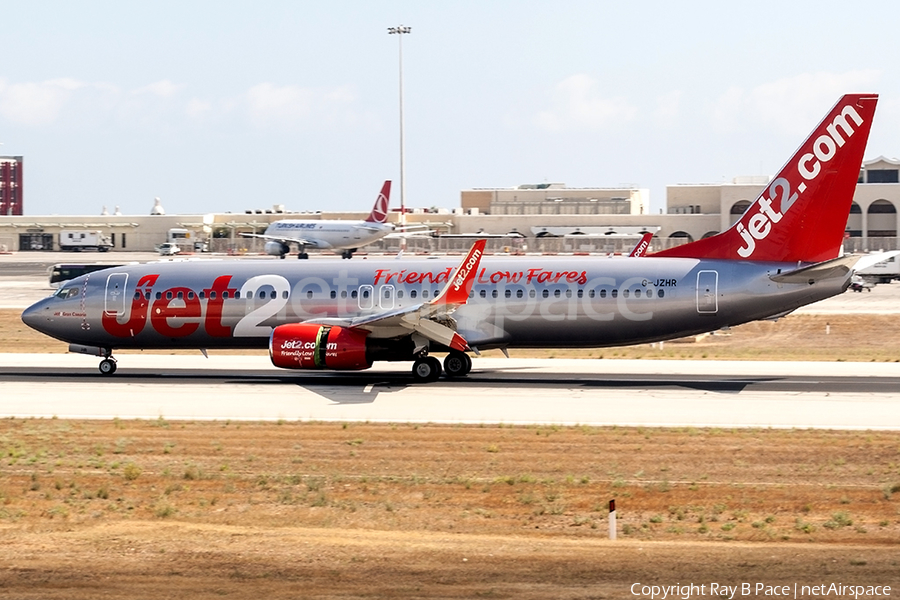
[99,357,118,375]
[68,344,119,376]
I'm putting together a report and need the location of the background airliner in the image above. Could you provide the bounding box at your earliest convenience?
[23,94,881,382]
[243,181,395,259]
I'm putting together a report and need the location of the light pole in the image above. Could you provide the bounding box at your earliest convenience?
[387,25,411,248]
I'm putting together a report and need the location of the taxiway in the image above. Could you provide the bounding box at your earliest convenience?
[1,354,899,429]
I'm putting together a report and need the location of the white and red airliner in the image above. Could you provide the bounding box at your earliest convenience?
[23,94,882,382]
[243,180,396,259]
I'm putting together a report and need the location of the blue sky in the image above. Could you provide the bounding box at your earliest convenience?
[1,0,898,216]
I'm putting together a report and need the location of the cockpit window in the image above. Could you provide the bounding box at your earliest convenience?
[54,287,79,299]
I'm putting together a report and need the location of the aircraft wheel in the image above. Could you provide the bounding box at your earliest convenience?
[443,351,472,378]
[99,358,117,376]
[298,252,309,260]
[412,356,442,383]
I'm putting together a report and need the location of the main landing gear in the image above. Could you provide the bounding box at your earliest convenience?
[412,356,442,383]
[341,249,357,259]
[298,251,309,259]
[442,350,472,378]
[411,351,472,383]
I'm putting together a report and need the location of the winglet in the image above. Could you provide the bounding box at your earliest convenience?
[628,232,654,257]
[365,180,392,224]
[431,239,487,306]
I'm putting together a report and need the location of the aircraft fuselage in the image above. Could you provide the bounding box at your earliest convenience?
[265,220,394,250]
[22,255,844,353]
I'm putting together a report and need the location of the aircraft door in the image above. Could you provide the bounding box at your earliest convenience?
[696,270,718,314]
[105,273,128,316]
[379,285,394,309]
[358,285,374,310]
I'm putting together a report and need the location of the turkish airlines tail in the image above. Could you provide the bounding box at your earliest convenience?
[365,180,392,224]
[652,94,878,263]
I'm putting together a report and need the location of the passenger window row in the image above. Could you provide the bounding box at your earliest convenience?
[132,286,666,302]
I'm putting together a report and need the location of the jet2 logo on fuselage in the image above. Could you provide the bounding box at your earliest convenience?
[736,104,864,258]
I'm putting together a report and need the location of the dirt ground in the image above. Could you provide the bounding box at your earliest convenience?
[3,310,900,598]
[1,420,899,598]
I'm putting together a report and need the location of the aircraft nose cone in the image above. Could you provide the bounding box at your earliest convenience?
[21,298,52,332]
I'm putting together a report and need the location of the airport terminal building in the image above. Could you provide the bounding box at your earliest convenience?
[0,156,898,255]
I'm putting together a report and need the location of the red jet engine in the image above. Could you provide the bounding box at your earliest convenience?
[270,323,371,370]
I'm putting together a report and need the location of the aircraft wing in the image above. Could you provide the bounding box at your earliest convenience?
[303,239,487,351]
[384,230,436,239]
[240,232,313,246]
[384,224,439,238]
[436,232,524,239]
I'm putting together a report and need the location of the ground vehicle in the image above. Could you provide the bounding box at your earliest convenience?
[167,228,192,244]
[849,275,874,292]
[158,243,181,256]
[48,263,122,288]
[855,253,900,283]
[59,230,113,252]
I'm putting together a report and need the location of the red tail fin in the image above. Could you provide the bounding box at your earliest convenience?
[431,239,487,306]
[365,180,392,223]
[629,232,654,257]
[652,94,878,263]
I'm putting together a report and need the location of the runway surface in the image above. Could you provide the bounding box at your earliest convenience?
[2,354,899,429]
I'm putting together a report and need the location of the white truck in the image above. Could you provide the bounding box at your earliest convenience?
[165,228,207,252]
[855,252,900,284]
[59,230,113,252]
[157,242,181,256]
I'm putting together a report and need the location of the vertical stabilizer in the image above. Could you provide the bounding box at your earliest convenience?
[365,180,392,224]
[652,94,878,263]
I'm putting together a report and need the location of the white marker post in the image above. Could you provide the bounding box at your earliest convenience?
[609,499,616,540]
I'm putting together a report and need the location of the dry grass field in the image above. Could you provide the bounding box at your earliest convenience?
[1,420,899,597]
[3,309,900,597]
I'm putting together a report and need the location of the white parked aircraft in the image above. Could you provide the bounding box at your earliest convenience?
[243,181,395,259]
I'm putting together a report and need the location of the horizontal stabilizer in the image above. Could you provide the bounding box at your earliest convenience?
[768,253,888,284]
